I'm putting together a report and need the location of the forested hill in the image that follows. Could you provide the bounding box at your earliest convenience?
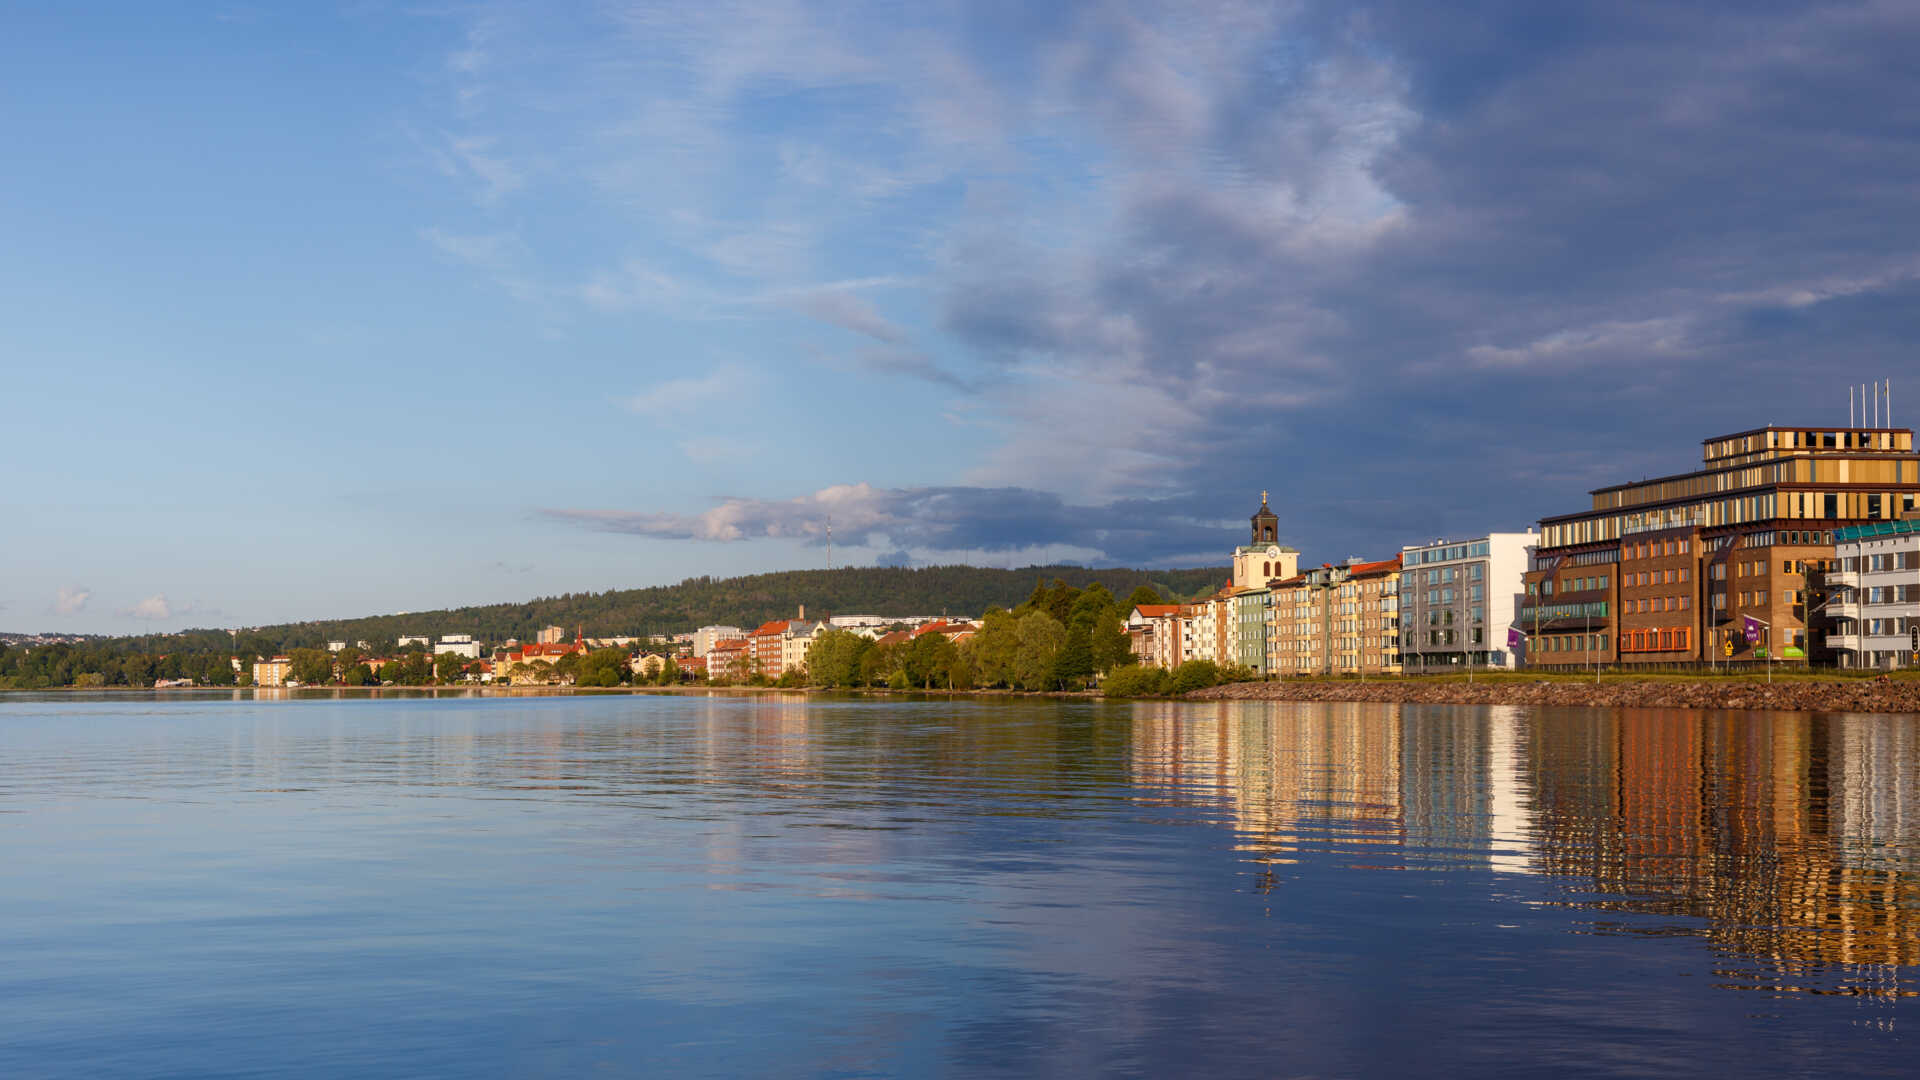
[232,564,1229,649]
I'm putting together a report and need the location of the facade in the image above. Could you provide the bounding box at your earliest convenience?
[1525,425,1920,668]
[1828,519,1920,668]
[1233,493,1300,589]
[1266,557,1402,675]
[535,625,568,644]
[780,620,824,677]
[1128,604,1183,667]
[748,620,790,678]
[397,635,430,649]
[1399,532,1534,670]
[433,634,481,659]
[707,638,750,681]
[252,657,291,687]
[1232,587,1269,675]
[692,625,743,657]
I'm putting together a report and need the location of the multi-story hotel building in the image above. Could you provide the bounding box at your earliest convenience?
[1828,519,1920,669]
[1524,425,1920,668]
[1399,532,1535,670]
[1266,556,1402,675]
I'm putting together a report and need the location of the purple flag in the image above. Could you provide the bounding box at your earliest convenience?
[1742,615,1762,644]
[1507,628,1523,649]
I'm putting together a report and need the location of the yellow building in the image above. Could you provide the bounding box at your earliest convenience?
[1266,557,1402,675]
[252,657,291,687]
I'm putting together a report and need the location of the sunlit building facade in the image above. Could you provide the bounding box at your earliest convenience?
[1524,425,1920,667]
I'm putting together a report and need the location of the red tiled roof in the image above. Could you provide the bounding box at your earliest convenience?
[1132,604,1181,617]
[749,620,790,637]
[1348,555,1402,577]
[873,630,911,647]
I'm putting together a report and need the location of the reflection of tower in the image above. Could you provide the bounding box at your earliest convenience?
[1252,491,1278,544]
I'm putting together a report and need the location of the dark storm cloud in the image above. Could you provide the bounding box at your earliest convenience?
[542,484,1238,566]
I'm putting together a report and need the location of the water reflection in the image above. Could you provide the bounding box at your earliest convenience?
[1130,700,1920,997]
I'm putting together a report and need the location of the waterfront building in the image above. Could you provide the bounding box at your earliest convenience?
[433,634,481,659]
[1828,518,1920,668]
[1232,587,1269,675]
[1523,425,1920,668]
[707,638,750,681]
[252,656,291,687]
[1127,604,1183,667]
[1266,557,1402,675]
[1399,532,1535,670]
[747,619,798,678]
[692,625,744,657]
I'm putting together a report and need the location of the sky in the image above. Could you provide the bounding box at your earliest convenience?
[7,1,1920,635]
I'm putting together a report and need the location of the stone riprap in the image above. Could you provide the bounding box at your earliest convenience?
[1187,678,1920,713]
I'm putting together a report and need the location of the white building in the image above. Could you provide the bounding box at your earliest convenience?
[1828,519,1920,669]
[398,635,430,649]
[692,625,744,657]
[434,634,481,660]
[1398,531,1535,670]
[326,640,347,653]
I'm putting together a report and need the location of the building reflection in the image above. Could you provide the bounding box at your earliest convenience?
[1139,702,1918,996]
[1527,710,1920,989]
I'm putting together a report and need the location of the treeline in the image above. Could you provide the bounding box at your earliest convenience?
[222,563,1226,650]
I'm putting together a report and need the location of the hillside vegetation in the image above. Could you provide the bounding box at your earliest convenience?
[263,564,1228,646]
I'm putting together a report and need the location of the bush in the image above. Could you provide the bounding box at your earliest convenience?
[887,670,912,691]
[1166,660,1222,696]
[1101,664,1169,698]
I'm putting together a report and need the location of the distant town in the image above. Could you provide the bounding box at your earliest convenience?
[8,418,1920,692]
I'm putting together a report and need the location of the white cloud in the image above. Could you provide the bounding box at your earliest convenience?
[54,585,90,615]
[624,363,745,418]
[123,594,172,621]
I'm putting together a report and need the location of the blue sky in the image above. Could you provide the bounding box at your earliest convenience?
[8,1,1920,634]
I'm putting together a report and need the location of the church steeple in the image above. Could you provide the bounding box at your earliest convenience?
[1251,490,1278,544]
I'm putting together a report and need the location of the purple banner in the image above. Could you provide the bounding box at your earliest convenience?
[1507,628,1523,650]
[1742,615,1762,644]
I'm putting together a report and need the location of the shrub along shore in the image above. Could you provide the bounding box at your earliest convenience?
[1185,672,1920,712]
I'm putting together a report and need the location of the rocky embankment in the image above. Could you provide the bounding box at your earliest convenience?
[1187,678,1920,713]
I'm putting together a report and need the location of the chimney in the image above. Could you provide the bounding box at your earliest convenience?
[797,604,806,620]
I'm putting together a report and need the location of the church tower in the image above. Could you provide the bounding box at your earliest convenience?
[1233,491,1297,589]
[1251,490,1279,544]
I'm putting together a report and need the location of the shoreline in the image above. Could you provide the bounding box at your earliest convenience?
[8,678,1920,713]
[1187,676,1920,713]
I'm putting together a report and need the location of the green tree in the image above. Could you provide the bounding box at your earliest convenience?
[435,651,471,684]
[1101,664,1167,697]
[1166,660,1222,695]
[342,663,377,687]
[1012,610,1067,690]
[288,648,333,685]
[1125,586,1165,610]
[576,648,629,687]
[966,609,1020,688]
[806,629,871,688]
[1051,621,1095,689]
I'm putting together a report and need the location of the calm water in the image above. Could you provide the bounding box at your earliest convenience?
[2,693,1916,1078]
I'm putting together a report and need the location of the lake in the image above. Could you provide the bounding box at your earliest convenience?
[1,692,1915,1077]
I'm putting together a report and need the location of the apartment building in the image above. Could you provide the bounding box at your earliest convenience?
[1266,557,1402,675]
[692,625,744,657]
[1828,519,1920,668]
[1232,587,1269,675]
[1399,532,1534,670]
[1524,425,1920,668]
[252,656,291,687]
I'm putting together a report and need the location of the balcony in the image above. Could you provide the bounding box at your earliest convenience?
[1826,570,1860,589]
[1826,632,1860,651]
[1829,600,1861,620]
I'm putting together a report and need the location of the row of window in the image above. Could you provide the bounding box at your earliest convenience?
[1408,542,1491,564]
[1416,564,1486,584]
[1621,627,1693,653]
[1625,567,1688,587]
[1736,590,1771,606]
[1858,585,1920,603]
[1624,538,1691,560]
[1538,633,1605,653]
[1841,551,1920,572]
[1861,618,1915,634]
[1420,628,1490,645]
[1624,596,1689,614]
